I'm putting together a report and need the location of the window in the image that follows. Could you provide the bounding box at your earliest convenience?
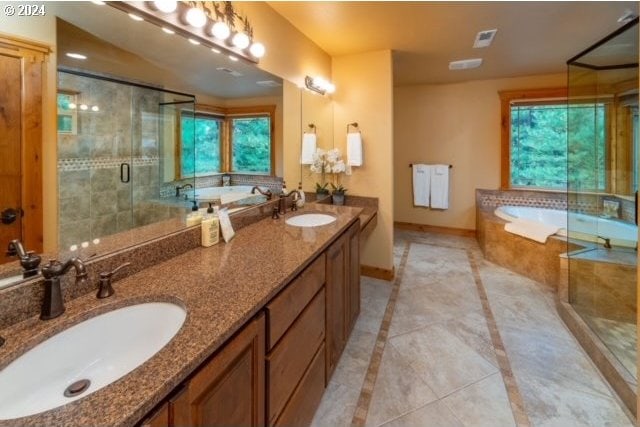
[180,112,222,177]
[230,115,272,173]
[180,105,275,177]
[500,88,607,191]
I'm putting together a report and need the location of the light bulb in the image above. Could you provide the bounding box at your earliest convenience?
[229,55,238,62]
[184,7,206,28]
[211,47,221,54]
[313,77,327,89]
[162,27,175,35]
[232,32,250,49]
[153,0,177,13]
[188,38,200,45]
[79,104,88,111]
[128,13,144,21]
[325,83,336,94]
[68,103,77,110]
[249,42,265,58]
[211,21,230,40]
[91,105,100,112]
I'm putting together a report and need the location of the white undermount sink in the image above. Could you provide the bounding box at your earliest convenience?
[0,302,186,420]
[285,213,337,227]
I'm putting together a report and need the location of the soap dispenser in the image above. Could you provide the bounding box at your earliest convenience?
[201,203,220,247]
[296,182,306,208]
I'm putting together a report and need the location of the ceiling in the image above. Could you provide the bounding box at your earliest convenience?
[51,2,282,99]
[268,1,639,85]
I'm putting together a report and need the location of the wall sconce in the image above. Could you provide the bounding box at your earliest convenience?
[305,75,335,95]
[107,1,266,63]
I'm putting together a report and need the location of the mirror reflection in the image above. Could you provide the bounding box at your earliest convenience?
[300,89,333,193]
[0,3,286,289]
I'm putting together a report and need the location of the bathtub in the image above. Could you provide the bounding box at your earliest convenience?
[494,206,637,247]
[190,185,268,205]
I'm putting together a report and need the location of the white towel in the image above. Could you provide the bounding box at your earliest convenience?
[412,164,430,207]
[430,164,450,209]
[301,133,316,165]
[347,132,363,166]
[504,218,560,243]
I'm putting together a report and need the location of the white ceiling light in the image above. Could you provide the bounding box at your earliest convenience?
[473,29,497,48]
[232,32,250,49]
[449,58,483,70]
[153,0,177,13]
[128,13,144,22]
[210,21,231,40]
[188,38,200,45]
[68,103,77,109]
[66,52,87,60]
[79,104,89,111]
[184,7,207,28]
[305,75,335,95]
[162,27,175,35]
[91,105,100,112]
[249,42,265,58]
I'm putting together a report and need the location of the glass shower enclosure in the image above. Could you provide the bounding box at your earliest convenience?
[567,17,638,404]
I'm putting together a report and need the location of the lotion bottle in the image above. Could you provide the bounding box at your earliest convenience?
[296,182,306,208]
[201,203,220,247]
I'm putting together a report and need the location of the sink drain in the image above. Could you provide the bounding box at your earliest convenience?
[63,379,91,398]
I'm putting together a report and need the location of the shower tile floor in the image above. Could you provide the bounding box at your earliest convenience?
[310,229,633,427]
[587,316,637,382]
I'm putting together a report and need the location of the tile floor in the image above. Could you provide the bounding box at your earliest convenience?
[310,229,634,427]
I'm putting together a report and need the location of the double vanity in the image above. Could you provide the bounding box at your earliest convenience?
[0,201,375,426]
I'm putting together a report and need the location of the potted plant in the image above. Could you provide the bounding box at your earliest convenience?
[330,183,347,206]
[315,182,329,195]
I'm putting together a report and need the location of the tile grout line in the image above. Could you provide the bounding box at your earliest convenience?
[351,240,411,427]
[466,249,531,427]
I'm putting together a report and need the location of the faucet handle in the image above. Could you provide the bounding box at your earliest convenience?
[97,262,131,299]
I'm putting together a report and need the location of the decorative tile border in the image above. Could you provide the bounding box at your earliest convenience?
[58,156,159,171]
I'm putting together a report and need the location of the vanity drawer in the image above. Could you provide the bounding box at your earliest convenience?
[273,343,326,427]
[267,288,325,426]
[266,253,325,349]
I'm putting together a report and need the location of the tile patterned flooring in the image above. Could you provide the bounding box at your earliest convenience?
[310,229,634,427]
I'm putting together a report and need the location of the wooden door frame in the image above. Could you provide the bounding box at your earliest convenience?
[0,35,49,253]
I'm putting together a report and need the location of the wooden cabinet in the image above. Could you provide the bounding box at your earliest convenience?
[325,218,361,382]
[171,314,265,427]
[140,402,169,427]
[325,231,348,381]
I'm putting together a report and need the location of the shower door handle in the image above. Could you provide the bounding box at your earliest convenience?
[120,163,130,183]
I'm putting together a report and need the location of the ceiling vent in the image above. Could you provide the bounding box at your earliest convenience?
[473,29,497,48]
[449,58,483,71]
[256,80,282,87]
[215,67,243,77]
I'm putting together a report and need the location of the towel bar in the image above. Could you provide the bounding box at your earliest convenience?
[409,164,453,168]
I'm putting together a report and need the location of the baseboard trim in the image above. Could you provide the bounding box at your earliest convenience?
[394,221,477,238]
[361,264,395,281]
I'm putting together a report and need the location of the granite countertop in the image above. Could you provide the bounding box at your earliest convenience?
[0,204,363,427]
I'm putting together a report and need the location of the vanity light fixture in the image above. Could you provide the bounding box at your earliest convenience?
[66,52,87,60]
[305,75,336,95]
[152,0,178,14]
[210,21,231,40]
[249,42,265,59]
[128,13,144,21]
[161,27,175,34]
[232,31,250,49]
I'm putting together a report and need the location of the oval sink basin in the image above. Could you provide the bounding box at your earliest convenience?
[0,302,186,420]
[286,213,337,227]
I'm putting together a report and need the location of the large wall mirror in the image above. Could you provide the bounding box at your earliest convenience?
[0,3,288,289]
[300,89,334,192]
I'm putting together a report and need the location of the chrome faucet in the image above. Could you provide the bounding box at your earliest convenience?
[6,239,41,279]
[40,258,88,320]
[251,186,273,200]
[175,183,193,198]
[596,236,612,249]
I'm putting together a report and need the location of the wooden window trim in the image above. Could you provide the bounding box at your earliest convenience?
[184,104,276,176]
[499,87,568,189]
[176,109,224,179]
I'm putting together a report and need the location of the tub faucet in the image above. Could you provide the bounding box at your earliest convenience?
[6,239,41,279]
[40,257,88,320]
[596,236,612,249]
[251,186,273,200]
[175,183,193,198]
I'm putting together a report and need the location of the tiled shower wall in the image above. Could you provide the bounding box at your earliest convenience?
[476,189,636,223]
[57,73,166,249]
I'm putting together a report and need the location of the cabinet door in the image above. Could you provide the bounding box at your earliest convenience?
[346,220,361,333]
[172,314,265,427]
[325,233,348,381]
[140,402,169,427]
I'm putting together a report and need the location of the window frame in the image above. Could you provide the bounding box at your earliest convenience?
[499,88,568,190]
[177,107,225,179]
[180,104,276,177]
